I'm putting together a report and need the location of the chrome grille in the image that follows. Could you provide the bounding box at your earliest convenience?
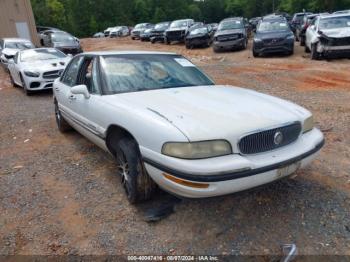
[238,122,302,155]
[43,70,62,79]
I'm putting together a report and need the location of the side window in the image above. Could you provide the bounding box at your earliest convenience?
[61,56,84,87]
[79,57,100,94]
[0,40,3,49]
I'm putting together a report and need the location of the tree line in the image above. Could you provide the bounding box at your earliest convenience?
[31,0,350,37]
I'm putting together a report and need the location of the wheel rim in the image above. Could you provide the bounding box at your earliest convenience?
[117,152,131,197]
[55,103,61,127]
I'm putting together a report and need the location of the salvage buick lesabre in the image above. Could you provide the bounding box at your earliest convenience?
[53,51,324,203]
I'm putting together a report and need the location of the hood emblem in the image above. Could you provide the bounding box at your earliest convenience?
[274,131,283,145]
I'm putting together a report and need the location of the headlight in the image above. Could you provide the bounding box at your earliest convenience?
[162,140,232,159]
[303,115,314,133]
[286,34,295,40]
[24,71,40,77]
[254,38,262,42]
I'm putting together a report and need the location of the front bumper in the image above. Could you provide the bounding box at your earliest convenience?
[318,44,350,57]
[254,41,294,54]
[213,38,245,49]
[141,128,324,198]
[187,38,208,46]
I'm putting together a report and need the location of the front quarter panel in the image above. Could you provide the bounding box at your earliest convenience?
[92,95,189,154]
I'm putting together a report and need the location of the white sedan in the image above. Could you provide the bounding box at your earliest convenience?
[8,48,71,95]
[53,51,324,203]
[0,38,35,68]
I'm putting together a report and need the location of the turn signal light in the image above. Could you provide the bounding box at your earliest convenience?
[163,173,209,189]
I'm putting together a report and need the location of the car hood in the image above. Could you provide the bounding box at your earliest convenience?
[2,48,21,56]
[22,58,70,71]
[215,29,244,37]
[187,33,207,39]
[106,85,309,143]
[256,31,290,39]
[320,27,350,38]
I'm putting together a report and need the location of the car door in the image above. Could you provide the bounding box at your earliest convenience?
[55,55,84,121]
[56,55,106,144]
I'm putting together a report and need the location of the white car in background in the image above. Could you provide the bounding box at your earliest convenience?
[53,51,324,204]
[305,13,350,59]
[8,48,71,95]
[0,38,35,68]
[110,26,130,37]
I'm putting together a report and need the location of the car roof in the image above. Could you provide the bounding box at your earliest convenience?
[320,13,350,18]
[83,51,177,56]
[3,38,32,42]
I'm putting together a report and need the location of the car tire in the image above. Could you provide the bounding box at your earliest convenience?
[311,43,320,60]
[242,39,247,50]
[165,37,170,45]
[54,100,72,132]
[252,49,259,57]
[115,137,156,204]
[213,46,220,53]
[305,44,310,53]
[131,37,135,40]
[151,39,155,44]
[300,36,305,46]
[20,74,32,96]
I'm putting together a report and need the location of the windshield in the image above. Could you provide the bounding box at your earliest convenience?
[100,54,214,95]
[52,33,75,43]
[155,23,169,30]
[190,28,208,35]
[21,49,66,62]
[319,16,350,29]
[5,41,34,49]
[170,20,188,28]
[258,21,289,32]
[218,20,243,30]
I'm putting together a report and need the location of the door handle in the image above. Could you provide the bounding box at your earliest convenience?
[54,87,59,92]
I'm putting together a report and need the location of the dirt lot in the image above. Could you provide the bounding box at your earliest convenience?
[1,38,350,257]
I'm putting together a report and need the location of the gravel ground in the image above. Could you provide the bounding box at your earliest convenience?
[0,38,350,257]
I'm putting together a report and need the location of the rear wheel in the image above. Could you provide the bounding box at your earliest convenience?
[300,36,305,46]
[54,100,72,132]
[115,137,156,204]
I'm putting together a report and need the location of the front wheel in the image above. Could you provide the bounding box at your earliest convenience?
[115,137,156,204]
[311,43,320,60]
[252,49,259,57]
[20,74,32,96]
[300,36,305,46]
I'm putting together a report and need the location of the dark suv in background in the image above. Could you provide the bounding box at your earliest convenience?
[291,12,312,40]
[131,23,154,40]
[253,16,295,57]
[213,17,248,52]
[150,22,171,43]
[164,19,194,44]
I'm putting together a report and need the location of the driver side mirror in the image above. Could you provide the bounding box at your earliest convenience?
[71,84,90,99]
